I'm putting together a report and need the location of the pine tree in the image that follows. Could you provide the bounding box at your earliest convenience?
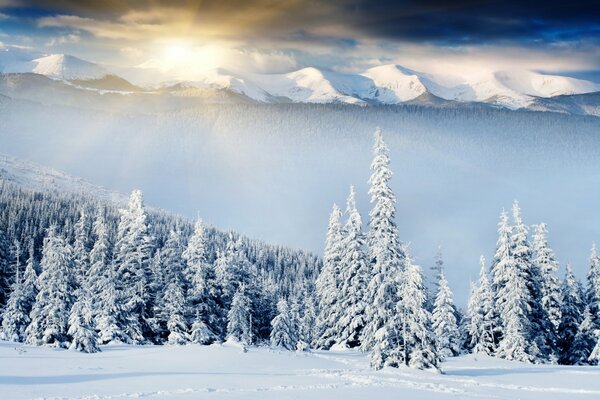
[26,226,76,347]
[113,190,154,343]
[571,308,596,365]
[226,286,253,345]
[465,256,495,355]
[88,210,112,320]
[399,254,439,370]
[73,209,91,286]
[490,210,512,347]
[589,335,600,365]
[586,244,600,332]
[162,279,190,345]
[96,261,129,344]
[335,186,369,348]
[363,128,404,352]
[511,203,551,361]
[558,264,584,365]
[1,242,37,342]
[300,292,317,347]
[68,289,101,353]
[183,219,219,343]
[315,204,343,349]
[0,227,11,310]
[432,271,460,358]
[270,298,296,350]
[532,223,561,355]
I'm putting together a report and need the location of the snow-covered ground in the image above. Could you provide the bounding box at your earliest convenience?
[1,341,599,400]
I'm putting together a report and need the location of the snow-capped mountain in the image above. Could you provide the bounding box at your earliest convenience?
[2,53,110,80]
[1,48,599,112]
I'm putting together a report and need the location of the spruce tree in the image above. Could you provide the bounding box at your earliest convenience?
[432,271,460,358]
[510,203,551,361]
[315,204,343,349]
[68,288,101,353]
[226,286,253,345]
[532,223,561,355]
[558,264,584,365]
[465,256,495,355]
[88,210,112,320]
[363,128,404,352]
[490,210,512,346]
[335,186,369,348]
[26,226,76,347]
[586,244,600,332]
[270,298,296,350]
[73,209,91,286]
[1,242,37,342]
[162,279,190,345]
[300,291,317,347]
[183,219,220,343]
[571,308,596,365]
[96,261,129,344]
[0,228,11,310]
[113,190,154,343]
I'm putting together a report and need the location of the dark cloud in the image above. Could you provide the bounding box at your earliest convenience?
[2,0,599,45]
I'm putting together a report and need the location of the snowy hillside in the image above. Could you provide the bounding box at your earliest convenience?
[2,341,600,400]
[1,48,599,111]
[0,153,124,202]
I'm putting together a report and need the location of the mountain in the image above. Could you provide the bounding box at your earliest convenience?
[1,49,599,114]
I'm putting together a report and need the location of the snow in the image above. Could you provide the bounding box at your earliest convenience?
[2,341,600,399]
[3,54,109,80]
[0,153,124,203]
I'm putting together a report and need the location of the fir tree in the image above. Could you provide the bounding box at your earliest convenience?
[96,261,129,344]
[68,288,101,353]
[335,186,369,348]
[162,279,190,345]
[113,190,154,343]
[26,226,76,347]
[315,204,343,349]
[270,298,296,350]
[586,244,600,332]
[571,308,597,365]
[465,256,495,355]
[363,128,404,352]
[226,286,253,345]
[532,223,561,354]
[558,264,584,365]
[87,210,112,319]
[73,209,91,286]
[490,210,512,347]
[432,271,460,358]
[1,242,37,342]
[511,203,551,361]
[0,227,11,310]
[183,219,220,343]
[300,291,317,347]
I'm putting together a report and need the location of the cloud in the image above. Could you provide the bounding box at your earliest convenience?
[46,32,80,46]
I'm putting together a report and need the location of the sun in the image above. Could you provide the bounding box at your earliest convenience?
[164,44,190,64]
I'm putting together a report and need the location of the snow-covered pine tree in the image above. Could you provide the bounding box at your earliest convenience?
[226,286,253,345]
[465,256,495,355]
[96,260,129,344]
[315,204,344,349]
[113,190,154,343]
[25,226,76,347]
[494,206,538,362]
[300,291,317,347]
[589,333,600,365]
[571,308,597,365]
[0,227,11,310]
[1,241,37,342]
[532,223,561,356]
[68,288,101,353]
[362,128,404,352]
[72,209,91,286]
[183,219,220,343]
[490,210,512,347]
[87,210,111,319]
[558,264,585,365]
[586,244,600,333]
[510,202,549,361]
[162,278,190,345]
[215,235,252,311]
[432,271,460,358]
[335,186,369,348]
[399,253,439,370]
[270,298,296,350]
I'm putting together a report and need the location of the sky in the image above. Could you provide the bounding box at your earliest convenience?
[1,0,600,79]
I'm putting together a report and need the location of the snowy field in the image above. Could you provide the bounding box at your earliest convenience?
[2,341,600,400]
